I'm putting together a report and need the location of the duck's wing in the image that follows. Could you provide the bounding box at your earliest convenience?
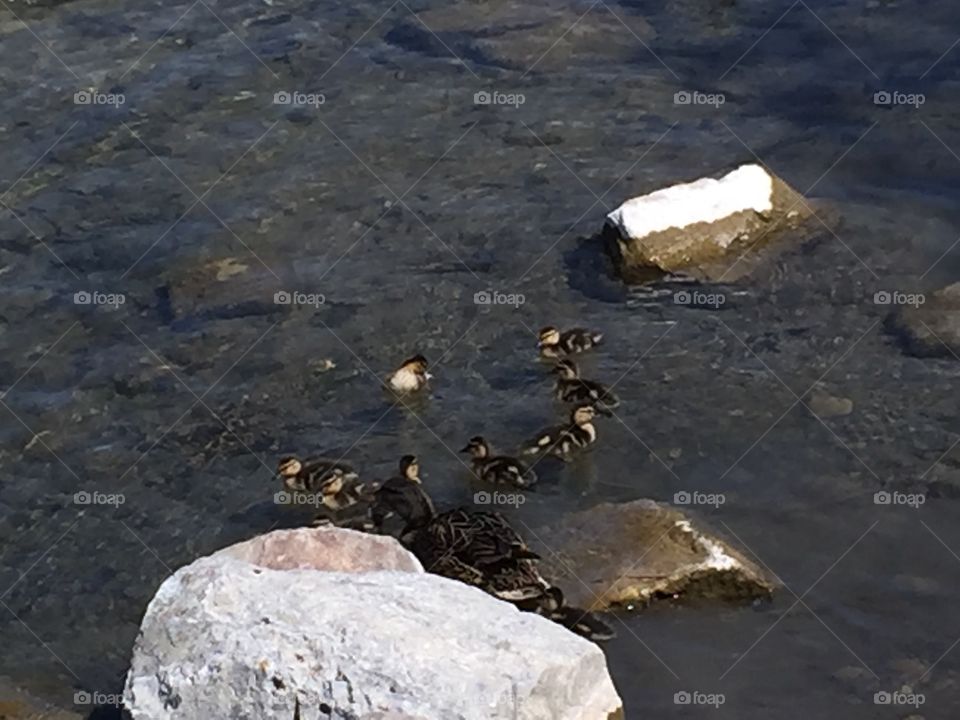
[483,559,550,601]
[522,423,565,454]
[484,457,537,487]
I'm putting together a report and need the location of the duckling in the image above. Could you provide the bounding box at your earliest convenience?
[386,353,432,393]
[522,586,617,642]
[370,454,435,537]
[522,404,606,461]
[460,436,538,488]
[538,326,603,358]
[553,359,621,412]
[277,456,372,512]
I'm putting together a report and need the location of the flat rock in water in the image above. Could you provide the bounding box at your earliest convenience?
[0,677,81,720]
[530,500,777,610]
[603,164,811,281]
[124,528,622,720]
[885,282,960,358]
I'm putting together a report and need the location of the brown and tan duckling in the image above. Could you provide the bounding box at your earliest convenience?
[277,456,372,512]
[386,354,432,393]
[522,404,606,461]
[389,477,615,642]
[553,359,621,412]
[460,436,537,488]
[538,326,603,359]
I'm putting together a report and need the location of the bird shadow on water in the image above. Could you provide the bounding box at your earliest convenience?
[561,233,664,303]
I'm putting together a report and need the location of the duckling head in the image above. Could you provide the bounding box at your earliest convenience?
[402,354,431,379]
[399,454,421,483]
[553,359,579,379]
[541,586,564,612]
[459,435,490,458]
[319,470,346,497]
[538,326,560,348]
[277,456,302,478]
[571,404,601,425]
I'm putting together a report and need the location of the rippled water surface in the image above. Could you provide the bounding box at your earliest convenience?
[2,0,960,717]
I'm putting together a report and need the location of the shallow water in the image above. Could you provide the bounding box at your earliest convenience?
[1,0,960,717]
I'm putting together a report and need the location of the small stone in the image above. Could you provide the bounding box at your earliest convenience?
[806,390,854,418]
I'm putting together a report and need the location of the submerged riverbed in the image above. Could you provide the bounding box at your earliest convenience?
[1,0,960,717]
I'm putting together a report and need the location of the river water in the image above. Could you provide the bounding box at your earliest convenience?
[1,0,959,717]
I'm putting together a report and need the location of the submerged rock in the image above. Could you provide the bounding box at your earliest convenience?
[0,677,81,720]
[885,282,960,358]
[124,528,622,720]
[530,500,776,610]
[603,164,810,281]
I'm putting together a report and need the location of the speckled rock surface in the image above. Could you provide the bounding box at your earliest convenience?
[885,281,960,358]
[123,528,622,720]
[530,500,777,610]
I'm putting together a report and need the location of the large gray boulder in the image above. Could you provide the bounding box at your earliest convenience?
[123,528,622,720]
[603,164,810,281]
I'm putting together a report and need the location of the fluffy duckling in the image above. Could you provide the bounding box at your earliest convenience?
[538,326,603,358]
[460,436,538,488]
[386,354,432,393]
[277,456,372,512]
[522,404,606,460]
[370,454,435,536]
[553,359,621,412]
[521,587,616,642]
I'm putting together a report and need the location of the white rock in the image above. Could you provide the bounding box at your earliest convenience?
[123,528,622,720]
[605,164,774,243]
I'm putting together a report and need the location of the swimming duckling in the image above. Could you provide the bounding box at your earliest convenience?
[538,326,603,358]
[370,454,435,537]
[522,404,606,460]
[460,436,538,488]
[522,586,617,642]
[277,456,373,512]
[553,359,621,412]
[386,354,432,393]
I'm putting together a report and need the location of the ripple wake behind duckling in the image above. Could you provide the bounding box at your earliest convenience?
[461,435,538,488]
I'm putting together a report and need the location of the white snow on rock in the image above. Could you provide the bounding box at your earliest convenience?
[606,164,774,243]
[123,528,622,720]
